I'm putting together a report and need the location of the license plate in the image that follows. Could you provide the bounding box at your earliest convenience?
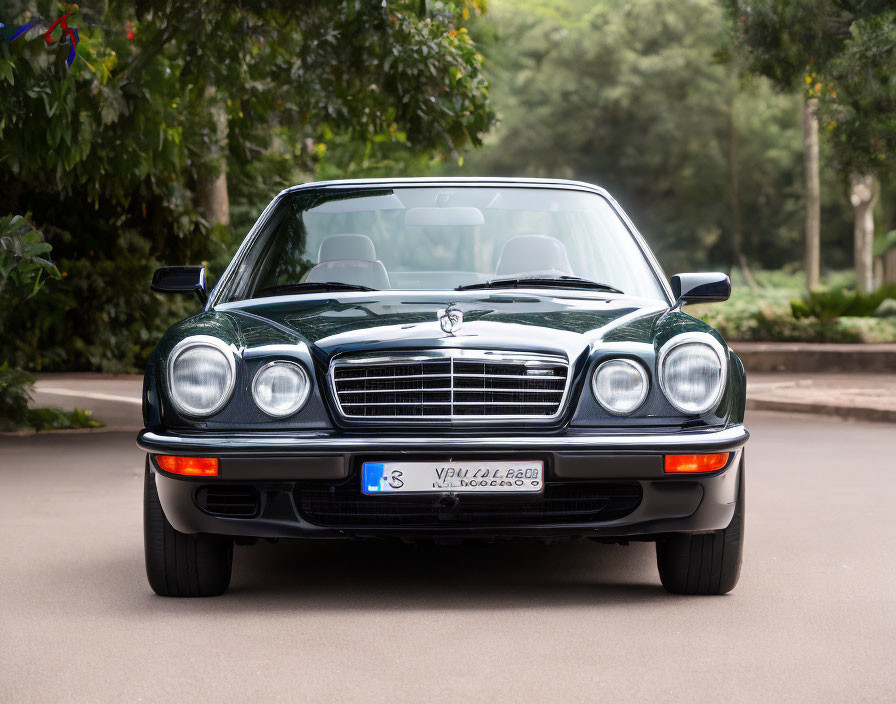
[361,461,544,495]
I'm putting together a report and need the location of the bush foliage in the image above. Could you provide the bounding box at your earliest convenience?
[695,269,896,343]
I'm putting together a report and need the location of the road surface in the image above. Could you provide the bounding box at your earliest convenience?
[1,399,894,702]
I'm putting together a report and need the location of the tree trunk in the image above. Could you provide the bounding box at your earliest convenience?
[802,98,821,290]
[196,92,230,227]
[850,173,877,294]
[197,165,230,227]
[727,107,758,290]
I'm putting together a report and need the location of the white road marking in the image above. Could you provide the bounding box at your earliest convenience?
[35,387,142,406]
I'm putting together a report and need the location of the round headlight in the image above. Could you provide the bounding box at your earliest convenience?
[252,361,311,417]
[658,334,727,415]
[592,358,649,415]
[167,337,236,417]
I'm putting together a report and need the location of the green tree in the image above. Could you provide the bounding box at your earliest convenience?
[815,10,896,292]
[0,0,495,371]
[459,0,813,275]
[724,0,896,292]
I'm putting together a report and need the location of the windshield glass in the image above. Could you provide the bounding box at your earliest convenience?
[217,186,667,303]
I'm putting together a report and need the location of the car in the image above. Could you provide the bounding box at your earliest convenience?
[139,177,748,597]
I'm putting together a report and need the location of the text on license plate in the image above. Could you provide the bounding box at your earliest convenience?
[361,461,544,495]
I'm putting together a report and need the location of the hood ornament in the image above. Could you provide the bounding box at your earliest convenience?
[438,305,463,335]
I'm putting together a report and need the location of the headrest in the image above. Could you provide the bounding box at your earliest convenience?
[318,234,377,263]
[305,260,391,290]
[495,235,574,277]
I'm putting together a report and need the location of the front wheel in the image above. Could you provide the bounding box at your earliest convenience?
[144,458,233,597]
[655,453,744,595]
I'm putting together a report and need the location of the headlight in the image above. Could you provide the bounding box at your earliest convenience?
[167,336,236,417]
[591,358,649,415]
[252,361,311,417]
[658,333,727,414]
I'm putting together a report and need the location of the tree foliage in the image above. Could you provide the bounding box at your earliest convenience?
[459,0,824,273]
[0,0,495,371]
[724,0,896,177]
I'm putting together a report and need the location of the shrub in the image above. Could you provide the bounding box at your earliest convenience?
[1,231,195,373]
[791,285,896,321]
[0,365,35,431]
[0,215,106,430]
[875,299,896,318]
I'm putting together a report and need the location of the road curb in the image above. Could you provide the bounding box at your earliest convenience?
[746,398,896,424]
[0,425,137,438]
[733,342,896,373]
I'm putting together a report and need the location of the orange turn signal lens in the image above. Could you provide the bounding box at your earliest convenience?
[156,455,219,477]
[664,453,729,474]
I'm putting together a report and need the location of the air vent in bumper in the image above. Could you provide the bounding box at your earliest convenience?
[195,485,261,518]
[296,480,642,527]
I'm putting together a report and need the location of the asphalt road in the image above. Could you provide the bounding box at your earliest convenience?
[1,406,894,702]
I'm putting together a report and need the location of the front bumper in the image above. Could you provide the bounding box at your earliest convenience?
[139,424,748,540]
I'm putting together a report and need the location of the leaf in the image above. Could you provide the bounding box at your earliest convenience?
[0,60,13,86]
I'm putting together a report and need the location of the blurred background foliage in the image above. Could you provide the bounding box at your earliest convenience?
[1,0,493,372]
[456,0,893,274]
[0,0,895,388]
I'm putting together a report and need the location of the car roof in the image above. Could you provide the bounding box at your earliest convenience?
[279,177,610,198]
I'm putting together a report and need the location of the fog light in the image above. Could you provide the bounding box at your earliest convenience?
[156,455,219,476]
[664,453,729,473]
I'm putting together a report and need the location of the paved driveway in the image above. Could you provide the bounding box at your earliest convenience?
[1,409,893,702]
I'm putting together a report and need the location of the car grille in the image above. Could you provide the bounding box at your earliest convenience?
[330,350,569,420]
[295,480,642,527]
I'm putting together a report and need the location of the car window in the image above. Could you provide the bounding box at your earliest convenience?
[218,186,667,302]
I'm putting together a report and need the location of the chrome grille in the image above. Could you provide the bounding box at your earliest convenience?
[330,350,569,421]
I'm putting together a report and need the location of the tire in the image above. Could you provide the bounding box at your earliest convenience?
[144,458,233,597]
[655,453,744,595]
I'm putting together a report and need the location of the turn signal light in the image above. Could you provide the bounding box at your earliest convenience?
[156,455,219,477]
[664,453,729,474]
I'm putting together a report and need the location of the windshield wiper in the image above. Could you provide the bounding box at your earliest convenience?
[456,276,623,294]
[257,282,376,297]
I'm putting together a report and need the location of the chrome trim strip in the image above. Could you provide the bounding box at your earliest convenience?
[138,424,749,453]
[328,349,571,423]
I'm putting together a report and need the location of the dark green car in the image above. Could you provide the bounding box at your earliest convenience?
[139,178,748,597]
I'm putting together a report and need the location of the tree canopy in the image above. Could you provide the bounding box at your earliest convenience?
[0,0,495,370]
[724,0,896,176]
[458,0,829,273]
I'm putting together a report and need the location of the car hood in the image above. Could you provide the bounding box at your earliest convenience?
[213,290,670,364]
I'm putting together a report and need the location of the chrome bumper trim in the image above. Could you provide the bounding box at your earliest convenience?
[138,424,748,454]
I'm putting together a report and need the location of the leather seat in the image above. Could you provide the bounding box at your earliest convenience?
[495,235,574,277]
[318,234,379,264]
[306,234,391,289]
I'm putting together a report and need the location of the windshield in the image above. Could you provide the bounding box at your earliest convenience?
[217,186,667,303]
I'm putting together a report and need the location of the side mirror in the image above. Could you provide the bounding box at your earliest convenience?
[151,266,208,305]
[670,272,731,306]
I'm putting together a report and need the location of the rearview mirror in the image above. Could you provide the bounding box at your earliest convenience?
[151,266,208,304]
[670,272,731,306]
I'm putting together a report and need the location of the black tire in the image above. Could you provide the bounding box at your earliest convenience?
[655,453,745,595]
[144,458,233,597]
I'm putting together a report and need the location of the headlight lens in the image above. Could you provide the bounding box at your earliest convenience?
[252,361,311,417]
[658,335,727,414]
[592,359,649,415]
[168,337,236,417]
